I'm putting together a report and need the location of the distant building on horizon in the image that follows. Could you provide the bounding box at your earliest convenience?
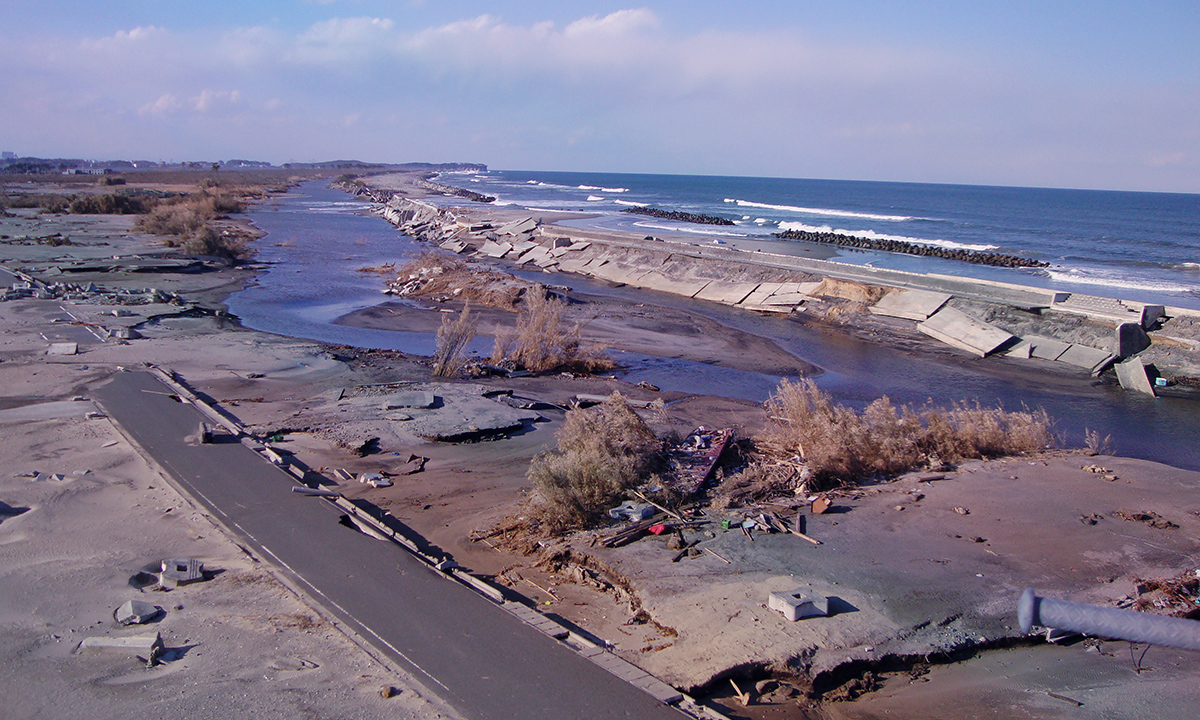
[1,151,16,160]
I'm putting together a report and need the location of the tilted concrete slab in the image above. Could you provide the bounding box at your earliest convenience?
[1025,335,1071,361]
[634,271,710,298]
[1058,344,1116,375]
[694,282,761,306]
[760,292,811,306]
[479,240,511,258]
[1114,357,1156,396]
[1005,339,1033,359]
[918,307,1015,357]
[870,289,952,321]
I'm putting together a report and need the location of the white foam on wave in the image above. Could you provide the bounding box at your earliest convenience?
[777,221,997,252]
[578,184,629,193]
[632,221,747,238]
[1045,267,1196,295]
[1180,262,1200,272]
[586,195,605,201]
[614,199,648,207]
[725,197,914,222]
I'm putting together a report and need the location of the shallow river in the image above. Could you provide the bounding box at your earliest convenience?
[228,182,1200,471]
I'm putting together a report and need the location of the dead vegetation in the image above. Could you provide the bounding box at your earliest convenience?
[491,291,614,374]
[527,393,664,533]
[755,379,1054,491]
[134,187,256,261]
[388,251,536,310]
[432,303,476,377]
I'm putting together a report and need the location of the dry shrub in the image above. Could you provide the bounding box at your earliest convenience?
[760,379,1054,489]
[528,393,663,533]
[432,303,476,377]
[492,291,613,374]
[136,188,249,260]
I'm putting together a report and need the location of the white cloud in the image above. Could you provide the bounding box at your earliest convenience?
[139,93,181,117]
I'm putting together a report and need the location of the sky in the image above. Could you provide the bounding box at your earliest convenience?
[1,1,1198,193]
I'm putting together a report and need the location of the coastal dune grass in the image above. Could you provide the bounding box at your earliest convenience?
[760,379,1054,490]
[528,393,663,533]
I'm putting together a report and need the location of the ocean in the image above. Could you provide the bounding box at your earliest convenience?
[442,170,1200,310]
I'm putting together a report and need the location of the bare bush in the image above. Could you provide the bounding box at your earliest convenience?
[432,303,477,377]
[492,291,613,374]
[528,393,663,533]
[759,379,1054,489]
[135,188,250,261]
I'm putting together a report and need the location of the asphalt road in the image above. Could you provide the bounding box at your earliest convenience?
[94,371,685,720]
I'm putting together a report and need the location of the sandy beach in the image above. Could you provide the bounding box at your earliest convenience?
[3,169,1200,719]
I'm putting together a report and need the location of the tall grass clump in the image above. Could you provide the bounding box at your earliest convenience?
[135,188,248,261]
[528,394,663,533]
[492,291,613,374]
[760,379,1054,490]
[432,303,477,377]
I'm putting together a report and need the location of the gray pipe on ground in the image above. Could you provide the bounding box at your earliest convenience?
[1019,588,1200,652]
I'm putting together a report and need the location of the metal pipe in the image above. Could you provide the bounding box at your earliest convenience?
[1019,588,1200,652]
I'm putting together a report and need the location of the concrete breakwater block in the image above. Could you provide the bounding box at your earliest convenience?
[1114,356,1156,397]
[385,391,437,409]
[694,282,760,306]
[769,589,829,621]
[160,558,203,588]
[918,307,1014,357]
[870,289,952,321]
[115,599,162,626]
[79,632,163,660]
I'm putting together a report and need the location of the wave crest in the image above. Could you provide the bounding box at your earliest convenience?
[726,198,915,222]
[777,221,997,252]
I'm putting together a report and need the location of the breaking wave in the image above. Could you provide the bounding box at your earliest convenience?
[579,184,629,193]
[777,221,997,252]
[615,199,649,207]
[725,198,915,222]
[1045,267,1196,295]
[586,195,605,201]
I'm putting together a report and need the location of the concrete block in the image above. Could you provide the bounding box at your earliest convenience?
[870,289,952,321]
[47,342,78,356]
[918,307,1014,357]
[694,282,760,306]
[609,501,655,521]
[115,600,161,626]
[769,589,829,621]
[1114,357,1156,397]
[1005,339,1033,359]
[79,632,163,661]
[159,558,203,588]
[636,271,709,298]
[1026,335,1071,361]
[1141,304,1166,329]
[1115,322,1151,358]
[1058,344,1116,375]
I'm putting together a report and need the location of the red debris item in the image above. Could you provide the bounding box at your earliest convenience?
[811,495,832,515]
[647,523,668,535]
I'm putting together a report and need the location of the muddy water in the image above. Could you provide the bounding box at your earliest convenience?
[229,182,1200,471]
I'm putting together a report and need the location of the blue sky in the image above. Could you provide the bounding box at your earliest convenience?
[1,1,1197,192]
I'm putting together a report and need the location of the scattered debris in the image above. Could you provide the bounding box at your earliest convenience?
[270,656,320,671]
[811,495,832,515]
[953,506,970,516]
[46,342,78,356]
[1047,691,1084,707]
[1113,510,1179,530]
[397,454,428,475]
[608,501,655,522]
[114,599,162,626]
[358,472,393,488]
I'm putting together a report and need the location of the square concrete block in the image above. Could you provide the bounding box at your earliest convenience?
[769,589,829,621]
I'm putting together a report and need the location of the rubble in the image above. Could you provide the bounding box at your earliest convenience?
[114,599,162,625]
[159,558,204,588]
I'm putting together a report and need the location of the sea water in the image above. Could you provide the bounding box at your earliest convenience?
[448,170,1200,310]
